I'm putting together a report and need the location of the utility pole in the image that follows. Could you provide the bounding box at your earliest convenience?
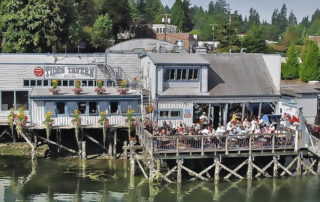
[228,4,232,25]
[210,24,216,52]
[162,13,172,41]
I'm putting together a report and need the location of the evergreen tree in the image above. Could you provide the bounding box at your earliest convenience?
[208,1,215,16]
[271,9,279,25]
[282,43,300,79]
[299,41,320,82]
[284,25,299,45]
[145,0,162,23]
[300,16,310,28]
[129,0,144,22]
[279,4,288,33]
[248,8,260,28]
[171,0,192,32]
[242,24,267,53]
[90,14,113,48]
[309,18,320,35]
[311,9,320,24]
[164,5,171,13]
[288,10,297,26]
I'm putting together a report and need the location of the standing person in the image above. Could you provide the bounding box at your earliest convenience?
[199,112,208,130]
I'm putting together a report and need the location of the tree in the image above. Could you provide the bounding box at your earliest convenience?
[279,4,288,33]
[90,14,113,48]
[242,25,267,53]
[101,0,132,43]
[130,20,156,39]
[311,9,320,24]
[284,25,299,46]
[145,0,162,23]
[309,18,320,35]
[208,1,215,16]
[282,43,300,79]
[129,0,144,22]
[288,10,297,26]
[299,41,320,82]
[300,16,310,28]
[0,0,82,53]
[248,8,260,28]
[164,5,171,13]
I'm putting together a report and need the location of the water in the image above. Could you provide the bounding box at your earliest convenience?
[0,156,319,202]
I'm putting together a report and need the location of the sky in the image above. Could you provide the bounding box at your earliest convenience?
[161,0,320,23]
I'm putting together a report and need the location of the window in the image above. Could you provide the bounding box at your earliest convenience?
[78,102,86,114]
[16,91,29,110]
[159,110,182,119]
[24,80,30,87]
[37,80,42,86]
[57,80,62,86]
[160,111,169,117]
[1,91,14,110]
[107,81,113,87]
[67,102,77,114]
[63,80,68,86]
[110,102,118,114]
[130,101,140,113]
[100,102,109,114]
[81,80,87,86]
[177,69,187,80]
[89,102,97,115]
[44,80,49,86]
[88,81,95,86]
[31,80,36,86]
[165,69,199,81]
[189,69,198,80]
[46,102,55,114]
[69,80,74,86]
[56,102,65,115]
[121,102,129,114]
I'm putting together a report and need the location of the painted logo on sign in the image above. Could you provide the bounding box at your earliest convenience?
[34,67,44,77]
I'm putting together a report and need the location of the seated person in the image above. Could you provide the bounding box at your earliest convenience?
[201,126,210,135]
[270,124,275,133]
[216,124,225,134]
[226,121,233,131]
[178,124,184,133]
[254,126,261,134]
[243,119,249,127]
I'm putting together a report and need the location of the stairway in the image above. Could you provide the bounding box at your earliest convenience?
[308,134,320,157]
[142,89,150,106]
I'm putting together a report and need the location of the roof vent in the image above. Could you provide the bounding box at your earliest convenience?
[309,81,319,85]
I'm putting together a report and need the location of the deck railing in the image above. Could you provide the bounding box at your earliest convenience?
[136,118,295,156]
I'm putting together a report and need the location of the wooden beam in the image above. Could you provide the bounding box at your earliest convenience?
[247,156,253,179]
[177,160,182,183]
[273,158,278,177]
[181,165,208,181]
[35,134,76,154]
[219,163,244,179]
[225,159,248,179]
[199,163,216,177]
[280,157,297,176]
[302,160,317,175]
[136,159,149,180]
[0,129,8,139]
[254,160,274,178]
[83,132,108,151]
[215,159,220,181]
[123,141,128,159]
[277,161,292,176]
[297,157,302,176]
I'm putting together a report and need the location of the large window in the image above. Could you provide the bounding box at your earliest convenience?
[110,102,118,114]
[159,109,182,119]
[78,102,87,114]
[121,102,129,114]
[89,102,97,115]
[67,102,77,114]
[164,69,199,81]
[1,91,29,110]
[100,102,109,114]
[56,102,65,115]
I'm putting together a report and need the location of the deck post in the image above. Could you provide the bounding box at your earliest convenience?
[201,137,204,156]
[157,159,161,172]
[273,156,278,177]
[123,141,128,159]
[130,148,135,176]
[225,136,229,155]
[247,156,253,179]
[81,141,87,160]
[272,134,275,153]
[177,159,182,183]
[215,158,220,181]
[176,137,179,157]
[297,154,301,176]
[113,129,117,158]
[249,135,252,155]
[109,145,113,157]
[31,130,37,160]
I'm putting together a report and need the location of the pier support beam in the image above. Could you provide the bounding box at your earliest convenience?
[273,157,278,177]
[81,141,86,160]
[123,141,128,159]
[177,159,182,184]
[297,155,302,176]
[130,148,135,176]
[113,129,117,158]
[247,156,253,179]
[215,158,220,181]
[317,161,320,175]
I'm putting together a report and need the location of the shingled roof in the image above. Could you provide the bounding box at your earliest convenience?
[202,54,279,97]
[281,80,320,97]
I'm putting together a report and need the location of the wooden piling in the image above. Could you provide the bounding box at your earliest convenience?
[215,158,220,181]
[113,129,117,158]
[36,134,77,154]
[56,129,59,153]
[247,156,253,179]
[177,159,182,183]
[297,157,301,176]
[123,141,128,159]
[273,157,278,177]
[109,145,113,157]
[81,141,86,160]
[157,159,161,172]
[272,135,275,153]
[318,161,320,175]
[130,148,135,176]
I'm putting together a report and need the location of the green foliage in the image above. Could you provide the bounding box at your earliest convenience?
[90,14,113,48]
[131,20,156,39]
[299,41,320,82]
[242,25,267,53]
[170,0,193,32]
[214,17,241,51]
[309,18,320,35]
[281,43,300,80]
[284,25,299,46]
[0,0,82,53]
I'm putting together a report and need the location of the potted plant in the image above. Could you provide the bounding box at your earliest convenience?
[71,109,82,152]
[129,137,137,146]
[94,79,106,95]
[98,111,109,147]
[43,111,54,139]
[49,80,60,95]
[73,80,83,95]
[117,80,129,95]
[15,107,28,136]
[125,109,135,140]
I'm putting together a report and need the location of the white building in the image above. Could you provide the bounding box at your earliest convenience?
[152,24,177,34]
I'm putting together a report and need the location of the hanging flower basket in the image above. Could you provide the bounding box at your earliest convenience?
[145,105,154,114]
[95,87,106,94]
[15,107,28,136]
[50,80,60,95]
[42,111,54,139]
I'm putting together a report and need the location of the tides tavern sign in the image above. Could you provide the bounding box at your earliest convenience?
[44,66,96,79]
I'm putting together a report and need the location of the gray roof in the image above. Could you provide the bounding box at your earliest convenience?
[281,81,320,97]
[108,39,176,52]
[202,54,279,97]
[30,87,140,97]
[141,53,210,65]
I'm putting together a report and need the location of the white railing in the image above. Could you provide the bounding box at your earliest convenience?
[308,134,320,155]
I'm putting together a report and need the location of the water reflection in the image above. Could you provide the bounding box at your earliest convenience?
[0,157,319,202]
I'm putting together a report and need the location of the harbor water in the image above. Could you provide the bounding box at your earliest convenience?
[0,156,319,202]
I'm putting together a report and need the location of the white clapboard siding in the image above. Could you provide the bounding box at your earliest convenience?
[0,111,30,120]
[157,101,194,127]
[107,53,140,80]
[201,66,208,93]
[32,101,127,126]
[163,82,199,88]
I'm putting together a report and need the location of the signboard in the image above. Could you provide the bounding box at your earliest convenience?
[185,109,190,113]
[44,66,96,79]
[184,113,192,118]
[34,67,44,77]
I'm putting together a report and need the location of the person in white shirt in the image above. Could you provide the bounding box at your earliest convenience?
[258,117,264,125]
[251,118,257,131]
[243,119,249,127]
[270,124,275,133]
[227,121,233,131]
[216,124,225,135]
[201,127,210,135]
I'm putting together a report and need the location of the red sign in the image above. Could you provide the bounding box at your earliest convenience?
[34,67,44,77]
[184,113,192,118]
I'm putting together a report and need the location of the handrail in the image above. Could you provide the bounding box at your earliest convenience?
[107,54,133,84]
